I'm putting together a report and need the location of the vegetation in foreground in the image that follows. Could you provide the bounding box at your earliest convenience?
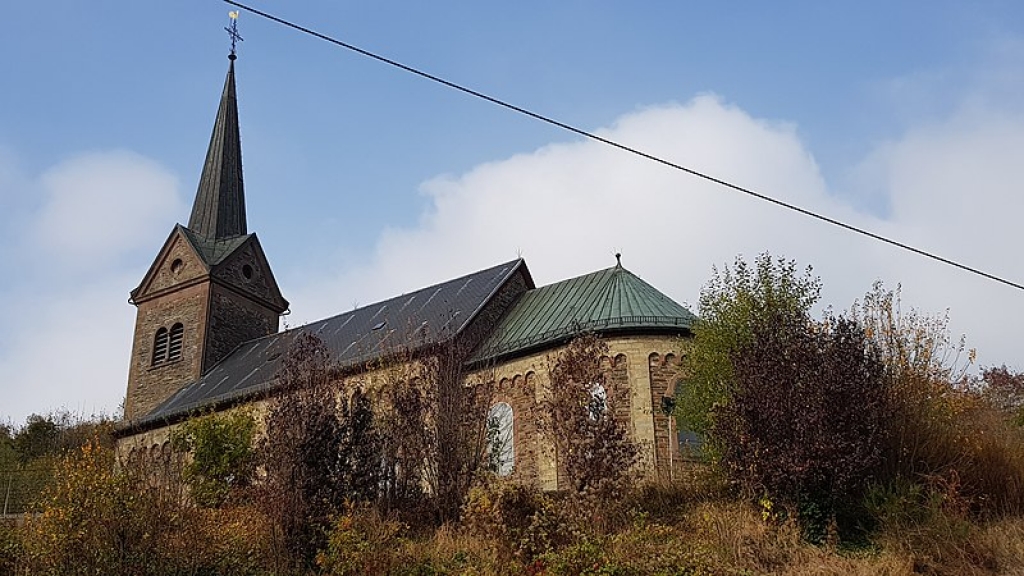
[3,252,1024,575]
[6,453,1024,576]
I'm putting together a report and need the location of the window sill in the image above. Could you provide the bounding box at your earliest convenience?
[148,357,184,371]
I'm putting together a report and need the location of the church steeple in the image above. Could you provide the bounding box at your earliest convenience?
[188,57,246,239]
[124,22,287,421]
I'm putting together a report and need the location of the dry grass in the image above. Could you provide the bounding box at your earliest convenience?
[9,433,1024,575]
[674,500,1024,576]
[8,480,1024,575]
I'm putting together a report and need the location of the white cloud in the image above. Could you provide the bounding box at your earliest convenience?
[32,150,181,270]
[850,107,1024,368]
[291,95,1024,373]
[3,89,1024,427]
[0,151,182,425]
[0,273,138,422]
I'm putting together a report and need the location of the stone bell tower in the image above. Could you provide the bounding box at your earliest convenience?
[123,52,288,421]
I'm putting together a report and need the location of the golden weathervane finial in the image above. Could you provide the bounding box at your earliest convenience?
[226,11,243,60]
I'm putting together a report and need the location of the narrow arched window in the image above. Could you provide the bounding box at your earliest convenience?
[487,402,514,476]
[152,327,169,366]
[672,379,704,460]
[589,383,608,421]
[167,323,184,362]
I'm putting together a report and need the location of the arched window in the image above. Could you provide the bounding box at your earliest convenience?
[152,327,169,366]
[672,379,704,460]
[152,324,184,366]
[167,323,184,362]
[487,402,514,476]
[588,383,608,421]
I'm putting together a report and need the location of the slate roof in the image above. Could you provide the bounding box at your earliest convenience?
[179,226,251,266]
[188,58,247,240]
[470,263,695,363]
[134,259,527,428]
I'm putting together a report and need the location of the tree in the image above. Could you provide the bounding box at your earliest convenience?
[2,412,114,515]
[543,334,637,500]
[259,332,390,569]
[336,388,385,504]
[978,365,1024,425]
[712,308,890,539]
[375,338,494,525]
[420,341,494,524]
[851,282,973,484]
[677,253,821,439]
[258,332,348,570]
[12,415,60,463]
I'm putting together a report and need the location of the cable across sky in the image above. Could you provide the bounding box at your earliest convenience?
[223,0,1024,294]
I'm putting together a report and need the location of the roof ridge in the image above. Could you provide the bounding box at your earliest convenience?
[130,259,527,430]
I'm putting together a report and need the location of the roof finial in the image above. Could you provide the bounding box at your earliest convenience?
[226,11,243,60]
[615,252,622,267]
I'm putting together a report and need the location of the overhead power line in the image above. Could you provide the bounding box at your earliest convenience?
[223,0,1024,293]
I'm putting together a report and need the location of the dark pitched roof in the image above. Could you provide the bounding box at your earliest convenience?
[188,59,247,240]
[133,259,527,428]
[471,263,695,363]
[179,226,251,267]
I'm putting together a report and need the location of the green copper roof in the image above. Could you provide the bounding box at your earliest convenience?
[471,263,695,362]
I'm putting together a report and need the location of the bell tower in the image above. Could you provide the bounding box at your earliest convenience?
[124,49,288,421]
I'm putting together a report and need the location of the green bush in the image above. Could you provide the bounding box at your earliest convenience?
[170,409,257,508]
[677,253,821,439]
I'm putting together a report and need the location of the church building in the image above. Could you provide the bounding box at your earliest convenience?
[114,52,696,489]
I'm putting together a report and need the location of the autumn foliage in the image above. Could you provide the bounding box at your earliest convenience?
[712,309,891,537]
[5,254,1024,574]
[543,334,637,498]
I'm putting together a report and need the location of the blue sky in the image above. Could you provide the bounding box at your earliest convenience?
[2,1,1024,424]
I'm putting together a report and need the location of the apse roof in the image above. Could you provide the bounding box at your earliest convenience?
[470,262,695,363]
[135,259,527,428]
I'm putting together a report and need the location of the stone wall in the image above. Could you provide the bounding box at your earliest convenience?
[119,334,688,492]
[212,238,285,310]
[204,283,280,369]
[492,371,540,486]
[125,283,210,420]
[144,233,206,295]
[649,352,684,480]
[472,334,684,490]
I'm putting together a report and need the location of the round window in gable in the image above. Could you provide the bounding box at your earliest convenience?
[170,258,184,275]
[242,264,254,280]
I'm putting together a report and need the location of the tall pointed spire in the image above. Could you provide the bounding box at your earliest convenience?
[188,56,247,239]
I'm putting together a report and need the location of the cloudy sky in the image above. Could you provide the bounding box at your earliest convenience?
[2,1,1023,425]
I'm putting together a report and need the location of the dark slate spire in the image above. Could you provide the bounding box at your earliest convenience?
[188,57,246,239]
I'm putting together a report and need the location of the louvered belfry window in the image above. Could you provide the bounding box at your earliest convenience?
[168,323,184,362]
[152,324,184,366]
[152,328,169,366]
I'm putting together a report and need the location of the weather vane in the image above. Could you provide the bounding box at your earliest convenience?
[226,11,243,60]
